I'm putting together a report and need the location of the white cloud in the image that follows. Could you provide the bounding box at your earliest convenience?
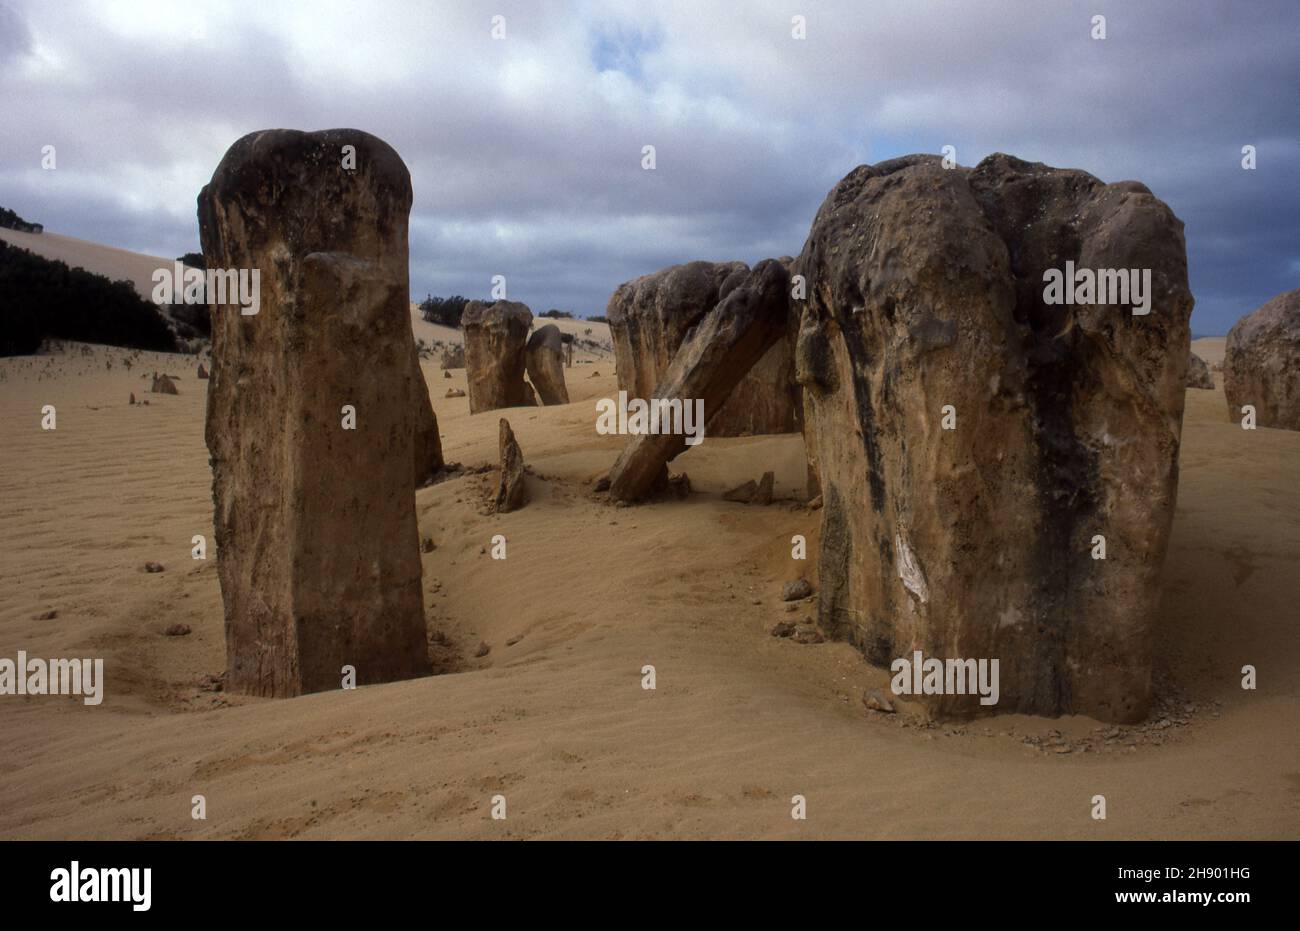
[0,0,1295,328]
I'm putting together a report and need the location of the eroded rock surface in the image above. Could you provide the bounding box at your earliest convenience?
[607,260,792,501]
[494,418,527,512]
[526,323,570,405]
[463,300,532,413]
[1224,288,1300,430]
[151,373,178,394]
[607,260,798,436]
[795,153,1193,722]
[440,345,465,370]
[198,128,430,697]
[410,342,444,484]
[1187,352,1215,390]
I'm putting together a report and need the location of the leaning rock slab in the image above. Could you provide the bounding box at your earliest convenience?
[526,323,570,405]
[796,154,1193,722]
[607,260,792,502]
[198,128,431,697]
[1224,288,1300,430]
[463,300,533,413]
[609,260,743,398]
[607,260,797,436]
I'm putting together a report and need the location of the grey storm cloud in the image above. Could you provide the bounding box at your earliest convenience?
[0,0,1296,332]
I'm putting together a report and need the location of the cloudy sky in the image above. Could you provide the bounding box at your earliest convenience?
[1,0,1296,333]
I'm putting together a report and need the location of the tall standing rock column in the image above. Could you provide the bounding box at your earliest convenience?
[525,323,570,405]
[198,128,431,698]
[797,154,1193,722]
[462,300,533,413]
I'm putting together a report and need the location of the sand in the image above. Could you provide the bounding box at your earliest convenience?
[1,339,1296,839]
[0,237,1296,839]
[1192,336,1226,367]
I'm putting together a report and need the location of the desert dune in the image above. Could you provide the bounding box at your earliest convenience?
[1,300,1296,838]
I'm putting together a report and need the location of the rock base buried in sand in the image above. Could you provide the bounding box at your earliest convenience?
[494,418,527,512]
[663,472,692,499]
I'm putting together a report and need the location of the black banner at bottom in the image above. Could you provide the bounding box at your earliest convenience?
[0,840,1287,916]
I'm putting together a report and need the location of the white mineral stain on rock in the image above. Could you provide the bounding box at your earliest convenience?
[894,532,930,604]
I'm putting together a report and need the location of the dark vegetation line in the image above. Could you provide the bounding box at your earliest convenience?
[0,240,177,356]
[0,205,43,234]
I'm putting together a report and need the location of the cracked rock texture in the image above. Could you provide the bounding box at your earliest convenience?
[198,128,431,697]
[463,300,533,413]
[795,153,1193,722]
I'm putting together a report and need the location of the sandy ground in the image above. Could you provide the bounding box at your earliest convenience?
[1192,336,1226,366]
[1,330,1297,840]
